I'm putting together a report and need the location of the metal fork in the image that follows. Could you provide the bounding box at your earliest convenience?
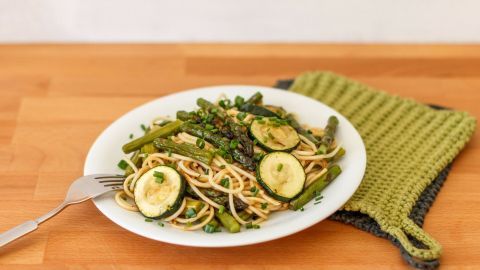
[0,174,124,248]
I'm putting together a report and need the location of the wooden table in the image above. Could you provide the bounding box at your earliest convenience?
[0,44,478,269]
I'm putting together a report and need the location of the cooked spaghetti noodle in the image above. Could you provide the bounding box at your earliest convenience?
[115,92,344,233]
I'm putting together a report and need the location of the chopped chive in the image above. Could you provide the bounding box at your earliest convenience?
[245,222,253,229]
[117,160,129,170]
[216,149,227,157]
[236,112,247,121]
[252,188,259,197]
[196,138,206,149]
[300,207,305,212]
[218,205,225,214]
[234,96,245,107]
[261,203,268,209]
[140,124,147,131]
[167,149,172,157]
[219,165,226,169]
[185,208,197,218]
[220,177,230,188]
[267,132,274,139]
[252,224,260,229]
[145,218,153,222]
[203,224,216,233]
[253,139,258,145]
[219,99,231,109]
[157,221,164,227]
[307,129,313,134]
[154,171,165,184]
[229,139,239,149]
[250,186,257,193]
[314,201,322,205]
[253,153,264,162]
[129,133,134,139]
[254,116,263,120]
[277,163,283,172]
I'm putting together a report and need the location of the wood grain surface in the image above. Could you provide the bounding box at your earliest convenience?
[0,44,478,269]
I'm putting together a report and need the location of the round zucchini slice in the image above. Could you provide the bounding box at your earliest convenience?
[134,165,186,219]
[250,118,300,152]
[257,152,306,202]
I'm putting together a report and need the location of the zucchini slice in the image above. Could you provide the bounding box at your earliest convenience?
[257,152,306,202]
[134,165,186,219]
[250,118,300,152]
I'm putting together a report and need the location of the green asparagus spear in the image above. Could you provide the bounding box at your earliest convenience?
[176,110,191,121]
[153,138,213,165]
[197,98,254,158]
[140,143,157,159]
[317,116,339,154]
[215,210,241,233]
[185,186,249,211]
[246,91,263,105]
[197,98,226,118]
[285,114,319,145]
[227,120,254,157]
[125,151,142,176]
[326,147,345,163]
[122,120,183,154]
[289,165,342,210]
[238,210,252,221]
[179,123,256,170]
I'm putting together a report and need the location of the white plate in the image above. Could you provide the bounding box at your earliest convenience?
[84,85,366,247]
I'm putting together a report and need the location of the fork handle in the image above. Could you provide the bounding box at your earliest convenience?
[0,221,38,248]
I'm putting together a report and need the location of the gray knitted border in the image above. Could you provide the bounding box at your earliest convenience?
[275,79,450,269]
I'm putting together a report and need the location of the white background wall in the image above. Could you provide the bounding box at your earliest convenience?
[1,0,479,43]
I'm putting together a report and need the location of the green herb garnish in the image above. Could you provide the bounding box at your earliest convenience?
[250,186,259,197]
[277,163,283,172]
[261,203,268,209]
[158,221,164,227]
[145,218,153,222]
[203,224,216,233]
[117,160,129,170]
[218,205,225,214]
[154,171,165,184]
[129,133,134,139]
[220,177,230,188]
[185,208,197,218]
[236,112,247,121]
[229,139,239,149]
[196,138,206,149]
[235,96,245,107]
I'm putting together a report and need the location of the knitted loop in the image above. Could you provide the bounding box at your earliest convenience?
[388,219,442,261]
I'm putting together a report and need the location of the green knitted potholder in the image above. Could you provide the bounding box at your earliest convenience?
[289,72,476,262]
